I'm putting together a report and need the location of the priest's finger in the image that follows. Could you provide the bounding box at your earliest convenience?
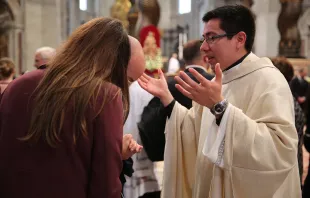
[137,80,148,91]
[179,71,201,90]
[214,63,223,84]
[158,69,165,80]
[175,76,196,93]
[142,73,152,81]
[139,75,149,84]
[175,84,194,100]
[188,68,210,86]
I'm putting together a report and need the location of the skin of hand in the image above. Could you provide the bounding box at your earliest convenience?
[122,134,143,160]
[174,63,224,109]
[138,69,174,107]
[138,63,224,109]
[298,96,306,104]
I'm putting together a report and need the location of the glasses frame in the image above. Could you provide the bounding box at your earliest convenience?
[200,33,237,44]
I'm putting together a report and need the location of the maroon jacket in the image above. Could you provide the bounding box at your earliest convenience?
[0,69,123,198]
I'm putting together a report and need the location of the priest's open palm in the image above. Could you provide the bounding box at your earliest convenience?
[138,69,168,97]
[175,63,224,109]
[138,69,174,106]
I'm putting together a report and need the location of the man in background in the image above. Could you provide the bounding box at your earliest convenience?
[291,68,309,113]
[34,47,56,68]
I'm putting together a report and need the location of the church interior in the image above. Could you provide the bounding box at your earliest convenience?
[2,0,310,73]
[1,0,310,197]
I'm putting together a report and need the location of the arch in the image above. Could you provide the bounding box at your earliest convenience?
[6,0,22,21]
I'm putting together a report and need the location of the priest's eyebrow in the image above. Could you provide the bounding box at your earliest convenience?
[202,31,217,38]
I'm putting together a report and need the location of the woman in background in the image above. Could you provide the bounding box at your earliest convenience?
[0,17,145,198]
[0,57,15,94]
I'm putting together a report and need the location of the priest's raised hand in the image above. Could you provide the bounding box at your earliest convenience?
[175,63,224,109]
[138,69,174,107]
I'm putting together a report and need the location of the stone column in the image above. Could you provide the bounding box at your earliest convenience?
[298,0,310,58]
[24,0,63,71]
[5,0,24,74]
[252,0,281,57]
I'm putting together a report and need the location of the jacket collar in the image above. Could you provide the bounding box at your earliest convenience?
[185,65,207,72]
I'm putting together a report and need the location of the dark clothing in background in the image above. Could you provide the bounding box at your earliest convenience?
[120,158,134,188]
[293,98,304,185]
[167,67,213,109]
[138,67,213,161]
[0,69,124,198]
[290,77,308,112]
[291,77,309,99]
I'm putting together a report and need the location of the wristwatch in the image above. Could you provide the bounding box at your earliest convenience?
[210,99,228,117]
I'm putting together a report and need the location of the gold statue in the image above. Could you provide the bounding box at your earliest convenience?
[110,0,132,29]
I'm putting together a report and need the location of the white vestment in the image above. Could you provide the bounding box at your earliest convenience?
[123,81,160,198]
[162,53,301,198]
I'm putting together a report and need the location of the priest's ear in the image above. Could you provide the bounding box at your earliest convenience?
[235,31,247,50]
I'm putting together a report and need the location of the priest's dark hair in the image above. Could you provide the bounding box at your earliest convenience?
[202,4,255,52]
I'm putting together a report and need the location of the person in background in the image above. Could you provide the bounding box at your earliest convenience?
[138,39,213,162]
[271,56,304,186]
[303,101,310,196]
[291,68,309,113]
[166,53,180,75]
[34,46,56,69]
[0,17,144,198]
[123,80,160,198]
[0,57,15,94]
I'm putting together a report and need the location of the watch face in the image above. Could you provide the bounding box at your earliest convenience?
[215,105,224,113]
[210,99,228,116]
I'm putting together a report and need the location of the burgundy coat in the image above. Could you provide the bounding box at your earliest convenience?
[0,69,123,198]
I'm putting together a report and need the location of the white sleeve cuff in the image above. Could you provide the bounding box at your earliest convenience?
[202,104,231,168]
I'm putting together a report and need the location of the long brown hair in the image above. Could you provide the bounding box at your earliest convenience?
[22,17,131,147]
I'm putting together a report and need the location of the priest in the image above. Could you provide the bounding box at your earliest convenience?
[138,4,301,198]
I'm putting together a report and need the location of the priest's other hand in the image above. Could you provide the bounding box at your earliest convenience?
[138,69,174,107]
[122,134,143,160]
[175,63,224,109]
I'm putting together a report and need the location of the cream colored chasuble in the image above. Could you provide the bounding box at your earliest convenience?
[161,53,301,198]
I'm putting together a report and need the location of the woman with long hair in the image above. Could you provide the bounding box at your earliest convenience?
[0,17,145,198]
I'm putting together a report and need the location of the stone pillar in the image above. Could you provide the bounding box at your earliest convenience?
[298,1,310,58]
[252,0,281,57]
[24,0,63,71]
[5,0,24,74]
[158,0,172,29]
[198,0,216,35]
[100,0,115,17]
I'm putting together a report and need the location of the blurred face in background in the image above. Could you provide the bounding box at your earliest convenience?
[34,53,45,68]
